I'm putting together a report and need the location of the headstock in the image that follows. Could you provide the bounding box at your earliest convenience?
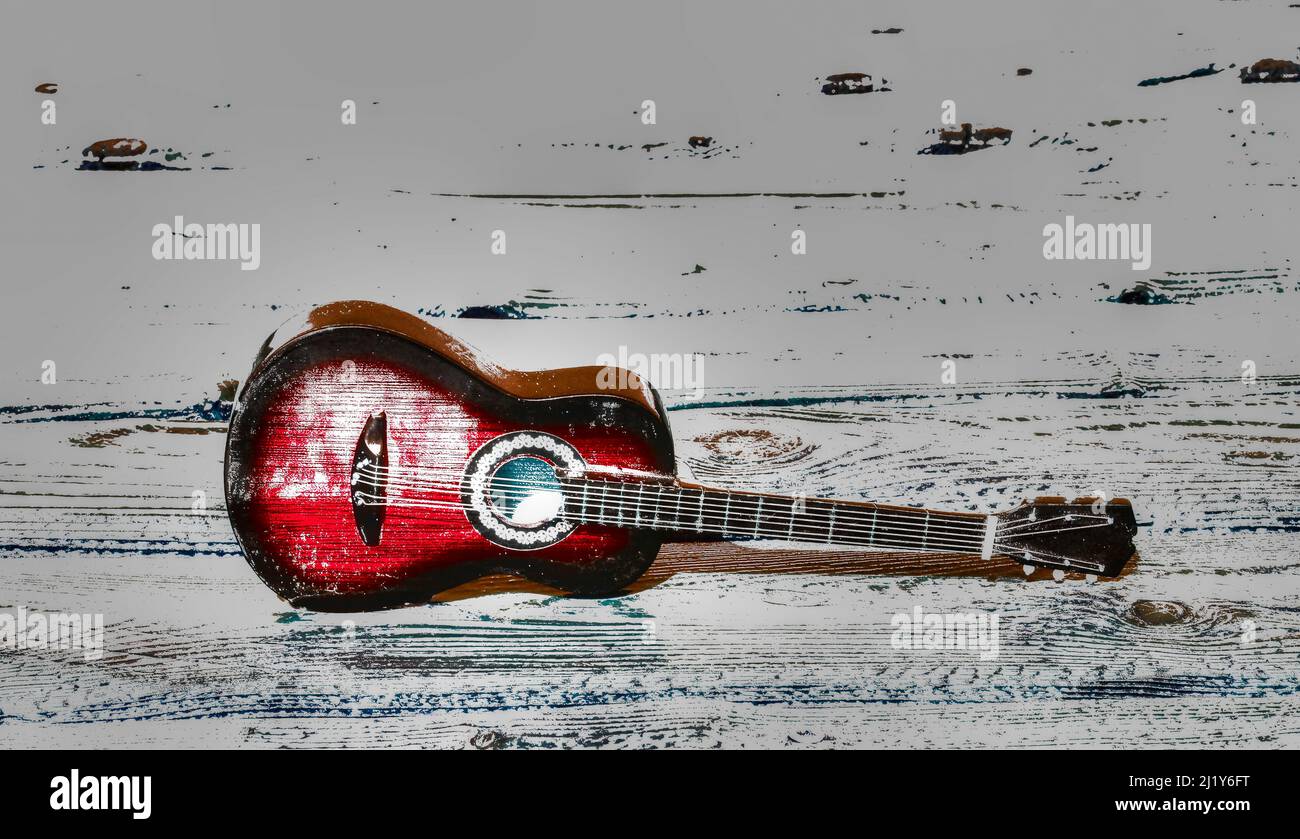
[994,496,1138,578]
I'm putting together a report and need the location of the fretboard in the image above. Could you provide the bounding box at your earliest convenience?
[561,476,990,555]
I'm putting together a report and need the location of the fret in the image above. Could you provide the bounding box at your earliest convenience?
[826,503,837,544]
[580,480,590,523]
[634,483,645,526]
[653,484,665,528]
[726,493,763,540]
[711,490,725,534]
[790,499,822,543]
[846,504,918,550]
[601,481,611,525]
[674,488,684,531]
[696,490,705,532]
[921,511,930,551]
[854,507,876,544]
[722,492,732,533]
[787,498,797,540]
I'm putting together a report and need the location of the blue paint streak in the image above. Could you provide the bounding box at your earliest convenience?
[6,397,232,424]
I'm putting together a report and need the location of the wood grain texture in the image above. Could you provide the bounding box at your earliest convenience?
[2,370,1296,746]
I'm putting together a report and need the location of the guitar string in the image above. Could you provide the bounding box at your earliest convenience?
[350,490,993,552]
[373,483,989,542]
[359,470,1005,543]
[354,465,1117,544]
[356,490,987,548]
[953,522,1122,566]
[356,475,991,543]
[349,489,1118,557]
[355,466,990,538]
[350,474,983,544]
[364,466,1114,539]
[997,513,1110,534]
[351,484,1115,550]
[353,472,1113,555]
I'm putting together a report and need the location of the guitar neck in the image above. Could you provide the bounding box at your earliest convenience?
[561,475,998,558]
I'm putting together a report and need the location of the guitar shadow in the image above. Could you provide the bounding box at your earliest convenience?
[431,541,1140,603]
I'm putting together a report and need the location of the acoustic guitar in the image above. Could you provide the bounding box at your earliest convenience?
[224,301,1139,610]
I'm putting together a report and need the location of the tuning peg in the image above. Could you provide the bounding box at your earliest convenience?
[1052,569,1065,582]
[1022,564,1034,576]
[1086,574,1098,583]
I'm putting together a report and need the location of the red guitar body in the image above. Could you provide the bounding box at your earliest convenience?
[227,301,1138,611]
[225,301,674,610]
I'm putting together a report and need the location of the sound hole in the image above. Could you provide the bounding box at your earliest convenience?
[488,456,563,527]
